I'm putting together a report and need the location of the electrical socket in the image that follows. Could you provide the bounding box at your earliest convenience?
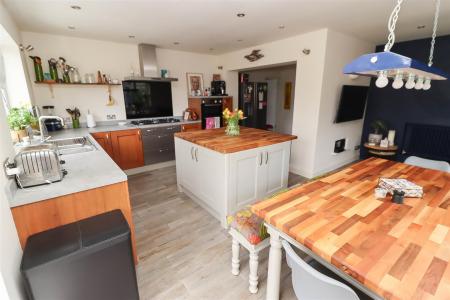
[106,114,116,120]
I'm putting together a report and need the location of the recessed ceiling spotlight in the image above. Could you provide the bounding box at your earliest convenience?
[278,25,285,29]
[68,25,76,30]
[128,35,135,39]
[417,25,426,29]
[237,39,243,42]
[70,5,81,10]
[173,42,180,45]
[237,13,245,18]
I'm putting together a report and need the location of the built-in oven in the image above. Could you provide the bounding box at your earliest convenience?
[201,98,223,129]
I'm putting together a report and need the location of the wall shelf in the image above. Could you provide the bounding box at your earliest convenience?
[34,81,121,101]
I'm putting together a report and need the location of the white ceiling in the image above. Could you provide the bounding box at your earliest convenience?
[5,0,450,54]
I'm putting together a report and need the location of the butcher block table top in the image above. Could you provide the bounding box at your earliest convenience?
[252,158,450,300]
[174,127,297,154]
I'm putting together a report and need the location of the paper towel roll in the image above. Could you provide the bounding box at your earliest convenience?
[86,112,96,128]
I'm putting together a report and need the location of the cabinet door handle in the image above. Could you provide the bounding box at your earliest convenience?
[190,147,194,160]
[265,151,269,164]
[195,148,198,162]
[259,152,263,166]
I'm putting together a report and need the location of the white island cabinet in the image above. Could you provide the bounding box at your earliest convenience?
[174,127,295,227]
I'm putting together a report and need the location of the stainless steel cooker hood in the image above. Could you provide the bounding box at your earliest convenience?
[124,44,178,82]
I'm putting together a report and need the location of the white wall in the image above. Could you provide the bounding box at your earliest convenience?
[313,30,373,176]
[0,1,25,299]
[21,32,221,122]
[219,29,374,178]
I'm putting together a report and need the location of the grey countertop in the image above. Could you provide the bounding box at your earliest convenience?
[10,120,200,208]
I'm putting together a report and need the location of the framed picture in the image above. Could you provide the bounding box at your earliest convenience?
[183,111,191,121]
[284,81,292,110]
[186,73,204,96]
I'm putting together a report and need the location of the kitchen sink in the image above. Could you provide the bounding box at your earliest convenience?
[49,136,97,155]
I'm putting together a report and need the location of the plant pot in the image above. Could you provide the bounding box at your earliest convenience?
[225,119,240,136]
[368,133,383,145]
[72,118,80,129]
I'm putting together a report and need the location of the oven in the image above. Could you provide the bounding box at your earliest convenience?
[201,98,223,129]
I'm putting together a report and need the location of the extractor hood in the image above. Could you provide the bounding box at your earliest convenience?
[124,44,178,82]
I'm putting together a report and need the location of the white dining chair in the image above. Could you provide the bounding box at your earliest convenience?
[404,156,450,172]
[281,240,360,300]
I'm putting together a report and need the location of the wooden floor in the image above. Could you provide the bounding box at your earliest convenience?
[129,166,307,300]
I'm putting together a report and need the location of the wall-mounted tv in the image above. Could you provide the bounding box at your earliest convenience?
[123,80,173,119]
[335,85,368,123]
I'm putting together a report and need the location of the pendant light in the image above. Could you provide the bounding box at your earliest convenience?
[343,0,447,90]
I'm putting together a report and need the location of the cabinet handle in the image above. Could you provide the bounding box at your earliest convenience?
[266,152,269,164]
[195,148,198,162]
[259,152,263,166]
[190,147,194,160]
[106,133,109,140]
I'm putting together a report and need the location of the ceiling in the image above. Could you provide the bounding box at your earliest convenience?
[4,0,450,54]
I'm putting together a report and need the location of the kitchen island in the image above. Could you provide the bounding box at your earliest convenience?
[175,127,297,226]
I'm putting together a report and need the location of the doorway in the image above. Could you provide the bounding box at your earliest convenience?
[238,63,296,134]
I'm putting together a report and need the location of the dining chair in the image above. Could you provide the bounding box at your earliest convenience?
[281,240,360,300]
[404,156,450,172]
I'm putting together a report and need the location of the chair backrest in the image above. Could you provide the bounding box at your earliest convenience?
[404,156,450,172]
[282,240,359,300]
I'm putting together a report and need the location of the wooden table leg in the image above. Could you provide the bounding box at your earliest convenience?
[266,226,282,300]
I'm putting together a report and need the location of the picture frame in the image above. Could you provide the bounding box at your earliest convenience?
[284,81,292,110]
[186,73,204,96]
[183,111,191,121]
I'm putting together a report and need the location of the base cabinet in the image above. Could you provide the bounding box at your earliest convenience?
[92,129,144,170]
[175,137,291,226]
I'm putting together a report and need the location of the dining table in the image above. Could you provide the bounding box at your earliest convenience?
[252,157,450,300]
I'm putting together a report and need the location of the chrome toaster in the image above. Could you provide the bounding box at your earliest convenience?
[13,144,67,188]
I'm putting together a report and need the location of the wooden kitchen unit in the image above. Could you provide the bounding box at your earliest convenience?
[11,181,138,264]
[181,122,202,132]
[253,157,450,299]
[92,129,144,170]
[187,96,233,119]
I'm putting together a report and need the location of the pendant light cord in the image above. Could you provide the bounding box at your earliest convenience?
[428,0,440,67]
[384,0,404,52]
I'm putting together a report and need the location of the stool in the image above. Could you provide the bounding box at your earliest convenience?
[227,209,270,294]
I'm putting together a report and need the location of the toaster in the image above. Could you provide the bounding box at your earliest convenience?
[13,144,67,188]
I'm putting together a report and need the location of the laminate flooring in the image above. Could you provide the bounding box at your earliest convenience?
[129,166,307,300]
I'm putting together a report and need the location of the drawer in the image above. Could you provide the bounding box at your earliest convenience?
[140,125,180,136]
[144,147,175,165]
[142,134,174,150]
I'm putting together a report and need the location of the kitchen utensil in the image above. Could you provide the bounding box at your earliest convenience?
[13,144,67,188]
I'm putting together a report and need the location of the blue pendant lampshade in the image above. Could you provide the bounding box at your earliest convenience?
[343,51,448,80]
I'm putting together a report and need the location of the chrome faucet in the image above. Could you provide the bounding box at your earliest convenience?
[38,116,65,141]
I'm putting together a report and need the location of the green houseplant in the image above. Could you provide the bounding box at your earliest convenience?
[7,106,37,142]
[368,120,387,145]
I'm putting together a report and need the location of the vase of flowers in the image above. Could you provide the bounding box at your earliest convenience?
[223,108,244,136]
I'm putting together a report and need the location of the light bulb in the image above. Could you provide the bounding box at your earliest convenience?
[405,74,416,89]
[415,76,424,90]
[375,71,389,88]
[423,78,431,90]
[392,72,404,89]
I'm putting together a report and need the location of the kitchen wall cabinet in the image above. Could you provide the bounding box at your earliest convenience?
[91,129,144,170]
[175,137,290,226]
[181,123,202,132]
[187,96,233,124]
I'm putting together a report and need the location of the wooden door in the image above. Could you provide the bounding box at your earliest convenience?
[91,131,114,158]
[110,129,144,170]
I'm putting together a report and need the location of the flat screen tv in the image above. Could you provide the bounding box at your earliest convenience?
[123,80,173,119]
[334,85,368,123]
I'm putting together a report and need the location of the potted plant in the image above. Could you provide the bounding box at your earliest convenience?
[223,108,245,136]
[7,106,37,142]
[368,120,387,145]
[66,107,81,128]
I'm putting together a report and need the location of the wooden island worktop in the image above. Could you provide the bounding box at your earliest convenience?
[175,127,297,226]
[252,158,450,299]
[174,126,297,154]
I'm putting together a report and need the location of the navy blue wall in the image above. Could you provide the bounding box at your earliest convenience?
[360,35,450,160]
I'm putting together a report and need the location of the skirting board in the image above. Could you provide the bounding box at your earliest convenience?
[125,160,175,176]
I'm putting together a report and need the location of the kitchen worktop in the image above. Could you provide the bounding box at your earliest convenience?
[10,120,200,208]
[174,127,297,154]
